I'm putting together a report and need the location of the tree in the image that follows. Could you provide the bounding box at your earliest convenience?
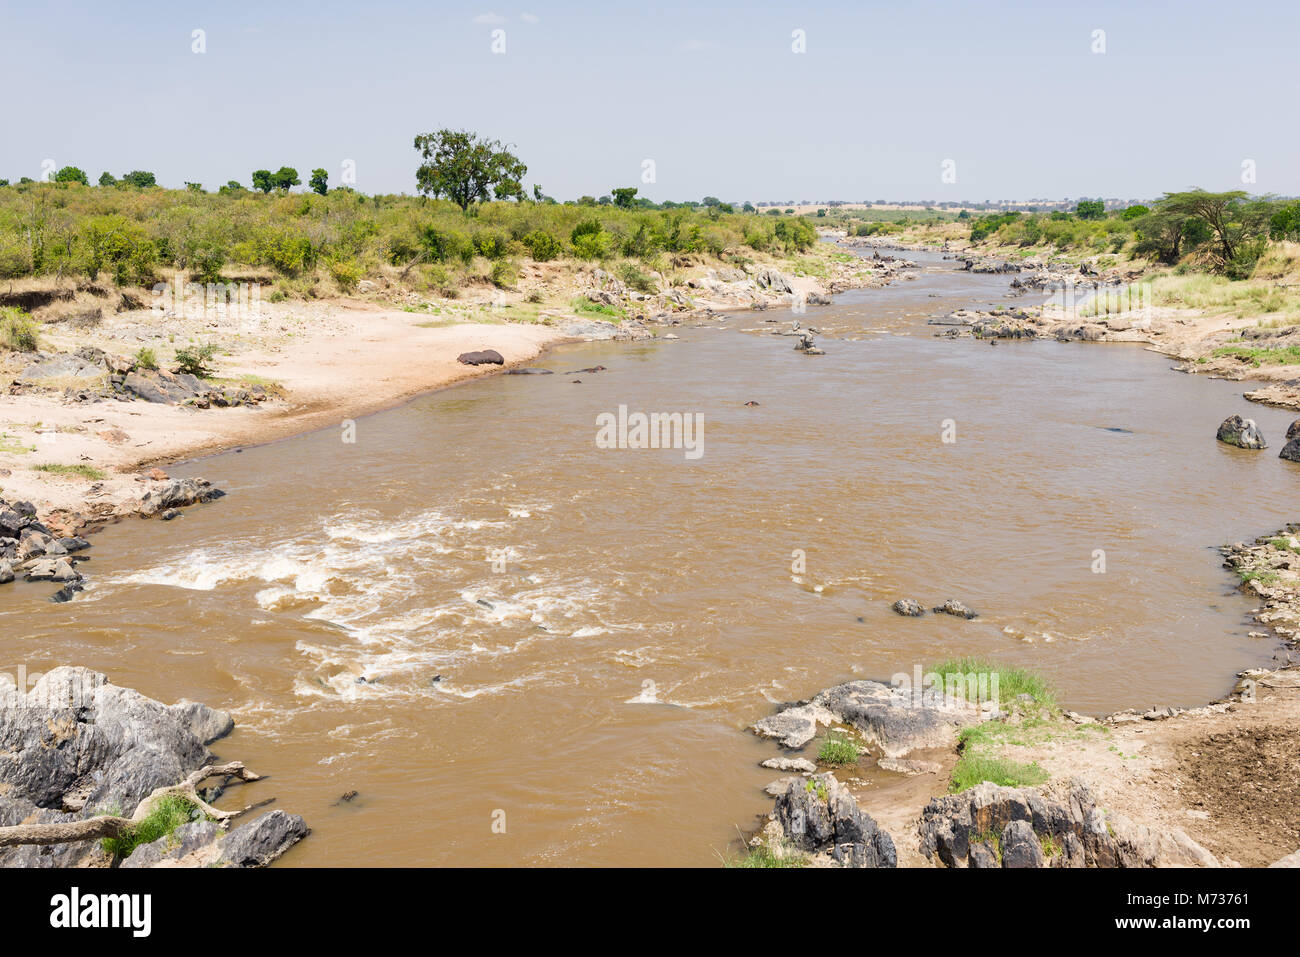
[412,129,528,211]
[120,170,156,188]
[1120,204,1149,220]
[251,169,275,193]
[53,166,89,185]
[309,168,329,195]
[1075,199,1105,220]
[1157,189,1250,264]
[98,171,117,187]
[273,167,301,191]
[1133,210,1192,264]
[611,187,638,209]
[185,181,203,193]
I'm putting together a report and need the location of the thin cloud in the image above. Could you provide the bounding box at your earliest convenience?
[521,13,540,23]
[473,13,506,25]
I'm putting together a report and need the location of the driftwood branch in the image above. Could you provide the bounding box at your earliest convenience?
[0,761,266,849]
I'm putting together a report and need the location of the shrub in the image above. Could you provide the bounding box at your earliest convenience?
[522,229,562,261]
[0,307,39,351]
[174,342,218,378]
[328,258,364,291]
[617,261,657,293]
[133,346,158,370]
[490,258,519,289]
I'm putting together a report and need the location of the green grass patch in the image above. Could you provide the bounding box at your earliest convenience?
[1238,568,1281,586]
[927,657,1056,710]
[817,731,861,766]
[949,754,1048,793]
[1210,344,1300,367]
[724,842,807,868]
[32,463,106,480]
[100,795,208,859]
[570,296,624,320]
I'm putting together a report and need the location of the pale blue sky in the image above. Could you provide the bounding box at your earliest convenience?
[4,0,1295,201]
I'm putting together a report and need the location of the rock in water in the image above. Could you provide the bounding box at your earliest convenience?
[892,598,925,617]
[0,667,304,868]
[1280,436,1300,463]
[933,599,978,619]
[1216,415,1267,449]
[752,679,980,756]
[457,349,505,366]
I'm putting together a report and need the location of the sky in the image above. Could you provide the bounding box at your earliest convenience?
[2,0,1297,203]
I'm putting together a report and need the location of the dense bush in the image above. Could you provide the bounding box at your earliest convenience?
[0,181,826,289]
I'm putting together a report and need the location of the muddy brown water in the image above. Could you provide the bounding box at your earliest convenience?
[2,249,1297,866]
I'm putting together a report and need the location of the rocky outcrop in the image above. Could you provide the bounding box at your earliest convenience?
[1280,419,1300,462]
[752,679,983,757]
[0,667,306,868]
[0,497,90,595]
[137,477,226,518]
[918,780,1218,868]
[9,348,270,407]
[767,773,897,867]
[1216,414,1267,449]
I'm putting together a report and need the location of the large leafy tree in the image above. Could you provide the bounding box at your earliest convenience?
[412,129,528,210]
[1157,189,1249,263]
[120,170,157,188]
[53,166,89,185]
[251,169,275,193]
[273,167,301,191]
[309,168,329,195]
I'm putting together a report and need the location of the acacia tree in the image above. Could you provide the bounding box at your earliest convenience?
[412,129,527,210]
[1158,189,1249,263]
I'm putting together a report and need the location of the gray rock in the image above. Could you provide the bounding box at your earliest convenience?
[1001,819,1046,868]
[23,558,79,582]
[1280,437,1300,464]
[0,667,306,869]
[216,810,310,867]
[761,756,817,773]
[168,699,235,745]
[772,773,895,867]
[138,477,225,517]
[753,679,979,757]
[892,598,925,617]
[1217,415,1267,450]
[918,780,1217,868]
[0,561,13,585]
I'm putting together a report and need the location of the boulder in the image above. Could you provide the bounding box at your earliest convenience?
[892,598,925,617]
[1216,415,1267,450]
[771,773,896,867]
[1280,437,1300,463]
[138,477,225,517]
[753,679,981,757]
[918,780,1217,868]
[456,349,505,366]
[0,668,300,869]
